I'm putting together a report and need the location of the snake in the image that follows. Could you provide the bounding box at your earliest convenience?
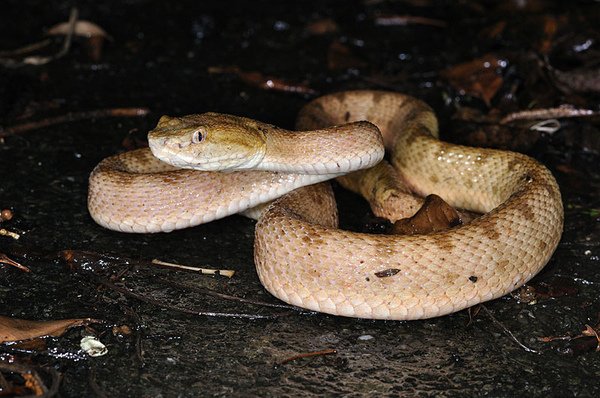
[88,90,564,320]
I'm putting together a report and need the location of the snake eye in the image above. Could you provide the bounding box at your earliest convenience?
[192,129,205,143]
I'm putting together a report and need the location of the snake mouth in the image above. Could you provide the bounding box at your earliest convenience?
[148,137,265,171]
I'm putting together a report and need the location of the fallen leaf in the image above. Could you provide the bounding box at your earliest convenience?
[0,315,101,343]
[305,18,339,35]
[208,66,318,95]
[441,54,507,106]
[539,15,558,54]
[482,20,507,40]
[46,20,110,39]
[327,40,367,71]
[46,19,111,61]
[567,336,599,355]
[391,194,461,235]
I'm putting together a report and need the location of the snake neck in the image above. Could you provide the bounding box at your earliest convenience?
[258,121,384,175]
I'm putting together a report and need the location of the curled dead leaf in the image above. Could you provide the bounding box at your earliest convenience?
[46,20,110,39]
[441,54,507,106]
[46,19,111,61]
[391,194,461,235]
[327,40,367,71]
[0,315,101,343]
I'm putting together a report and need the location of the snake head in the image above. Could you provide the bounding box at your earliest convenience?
[147,112,267,171]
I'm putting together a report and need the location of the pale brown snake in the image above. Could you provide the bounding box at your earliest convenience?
[88,90,564,320]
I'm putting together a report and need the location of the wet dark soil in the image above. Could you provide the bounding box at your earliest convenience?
[1,1,599,397]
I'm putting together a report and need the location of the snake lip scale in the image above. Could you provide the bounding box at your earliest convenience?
[88,90,564,320]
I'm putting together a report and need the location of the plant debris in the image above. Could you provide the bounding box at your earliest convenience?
[539,322,600,355]
[327,40,367,71]
[208,66,318,96]
[151,258,235,278]
[373,14,447,28]
[0,252,29,272]
[391,194,461,235]
[0,316,101,344]
[441,54,507,106]
[0,107,150,138]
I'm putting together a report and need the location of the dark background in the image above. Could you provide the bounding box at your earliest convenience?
[1,1,599,396]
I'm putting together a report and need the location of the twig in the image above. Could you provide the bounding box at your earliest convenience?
[500,105,598,124]
[0,252,30,272]
[374,14,447,28]
[156,277,307,311]
[0,228,20,240]
[280,349,337,365]
[0,39,52,57]
[151,258,235,278]
[89,274,284,320]
[481,306,538,353]
[120,304,145,367]
[0,107,150,138]
[208,66,318,96]
[22,7,78,66]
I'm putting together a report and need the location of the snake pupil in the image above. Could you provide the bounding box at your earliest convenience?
[193,130,204,143]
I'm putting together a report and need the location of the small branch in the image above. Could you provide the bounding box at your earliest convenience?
[481,306,538,353]
[0,228,20,240]
[500,105,598,124]
[0,39,52,57]
[280,349,337,365]
[89,274,284,320]
[151,258,235,278]
[0,252,30,272]
[21,7,78,66]
[0,107,150,138]
[374,14,447,28]
[208,66,318,96]
[156,277,307,311]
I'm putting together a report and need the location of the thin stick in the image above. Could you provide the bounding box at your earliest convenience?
[0,252,30,272]
[374,15,447,28]
[57,7,78,59]
[0,39,52,57]
[481,306,538,353]
[500,105,598,124]
[280,349,337,364]
[0,107,150,137]
[156,277,306,311]
[152,259,235,278]
[0,228,20,240]
[89,274,282,320]
[21,7,78,66]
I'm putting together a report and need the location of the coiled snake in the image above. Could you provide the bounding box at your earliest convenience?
[88,90,563,320]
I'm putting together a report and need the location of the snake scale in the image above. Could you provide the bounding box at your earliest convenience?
[88,90,564,320]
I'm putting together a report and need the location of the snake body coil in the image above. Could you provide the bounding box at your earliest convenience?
[88,91,563,320]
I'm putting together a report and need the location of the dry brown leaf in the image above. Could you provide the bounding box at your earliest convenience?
[208,66,318,95]
[327,40,367,71]
[441,54,506,106]
[46,20,110,39]
[305,18,339,35]
[391,194,461,235]
[0,315,101,343]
